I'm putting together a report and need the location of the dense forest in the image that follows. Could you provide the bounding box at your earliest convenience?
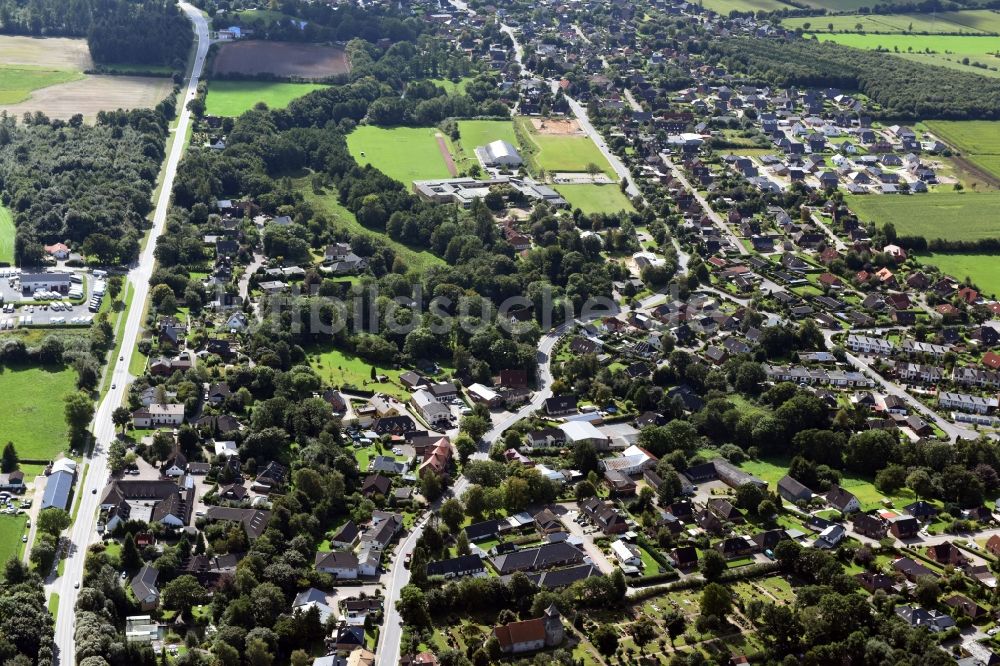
[0,99,176,266]
[712,37,1000,120]
[0,0,192,67]
[0,560,54,665]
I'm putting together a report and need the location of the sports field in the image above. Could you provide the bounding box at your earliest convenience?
[0,365,78,460]
[555,184,635,215]
[515,117,614,176]
[919,253,1000,296]
[346,126,455,185]
[206,81,328,116]
[846,191,1000,241]
[294,176,445,272]
[786,10,1000,34]
[452,120,519,170]
[0,205,14,265]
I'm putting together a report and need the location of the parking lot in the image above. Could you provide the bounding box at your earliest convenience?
[0,268,99,328]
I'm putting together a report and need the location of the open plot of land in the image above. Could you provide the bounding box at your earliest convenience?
[792,0,920,10]
[0,515,27,571]
[346,125,455,185]
[305,345,411,400]
[515,117,614,176]
[786,10,1000,34]
[925,120,1000,181]
[294,176,445,272]
[212,41,349,78]
[555,184,635,215]
[0,205,13,265]
[698,0,791,13]
[0,35,93,70]
[846,191,1000,241]
[919,253,1000,296]
[0,364,77,460]
[205,81,328,116]
[811,33,1000,75]
[429,77,473,95]
[0,75,174,122]
[0,67,83,104]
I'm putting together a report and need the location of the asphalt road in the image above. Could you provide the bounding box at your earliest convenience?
[660,154,747,256]
[50,6,210,663]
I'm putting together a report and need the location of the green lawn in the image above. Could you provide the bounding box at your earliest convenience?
[205,81,328,116]
[918,253,1000,297]
[294,176,444,272]
[48,592,59,616]
[0,515,27,570]
[429,77,473,95]
[555,184,634,215]
[785,10,1000,34]
[0,364,78,460]
[699,0,790,13]
[0,204,13,265]
[305,345,412,399]
[0,65,83,104]
[846,192,1000,241]
[515,117,614,176]
[451,120,520,171]
[346,125,454,185]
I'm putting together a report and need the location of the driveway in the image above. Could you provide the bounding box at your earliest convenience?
[560,504,616,575]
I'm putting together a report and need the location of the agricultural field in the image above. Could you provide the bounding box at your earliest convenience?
[0,364,78,460]
[0,205,13,265]
[846,191,1000,241]
[212,41,350,78]
[515,116,614,176]
[346,125,456,184]
[698,0,791,13]
[925,120,1000,182]
[555,183,635,215]
[918,253,1000,297]
[205,81,328,116]
[0,35,171,121]
[811,33,1000,76]
[294,176,445,272]
[785,10,1000,34]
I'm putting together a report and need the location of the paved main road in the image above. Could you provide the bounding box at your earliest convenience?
[50,5,210,663]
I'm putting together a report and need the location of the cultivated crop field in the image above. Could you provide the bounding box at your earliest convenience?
[555,184,635,215]
[0,365,77,460]
[0,35,93,70]
[212,41,350,78]
[785,10,1000,34]
[812,33,1000,75]
[920,253,1000,296]
[846,191,1000,241]
[205,81,328,116]
[698,0,790,13]
[0,75,174,122]
[346,126,455,185]
[515,116,614,176]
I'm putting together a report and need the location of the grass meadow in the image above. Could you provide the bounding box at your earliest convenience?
[0,66,83,104]
[0,364,78,460]
[515,117,614,176]
[555,184,635,215]
[846,191,1000,241]
[811,32,1000,76]
[346,125,454,185]
[698,0,790,13]
[925,120,1000,182]
[305,345,411,400]
[0,205,13,265]
[205,81,328,116]
[785,10,1000,34]
[429,77,473,95]
[919,253,1000,297]
[294,176,444,272]
[0,515,27,570]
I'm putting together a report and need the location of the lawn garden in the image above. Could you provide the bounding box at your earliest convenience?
[0,204,14,265]
[345,125,454,185]
[205,81,328,116]
[305,345,412,400]
[846,191,1000,241]
[555,184,635,215]
[0,364,78,460]
[0,514,27,572]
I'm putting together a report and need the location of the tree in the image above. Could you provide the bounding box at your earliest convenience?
[700,583,732,619]
[246,638,273,666]
[1,441,17,473]
[907,469,935,498]
[121,533,141,572]
[665,610,686,645]
[420,472,443,501]
[915,575,940,608]
[455,530,470,556]
[440,498,464,533]
[162,575,206,619]
[397,584,431,628]
[700,549,726,581]
[875,464,907,494]
[37,508,70,536]
[573,441,599,474]
[631,616,657,647]
[655,462,682,506]
[64,391,95,444]
[464,485,486,518]
[112,406,132,434]
[460,414,490,441]
[592,624,619,656]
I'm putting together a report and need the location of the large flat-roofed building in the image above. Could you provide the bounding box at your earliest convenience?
[413,177,567,209]
[475,140,523,167]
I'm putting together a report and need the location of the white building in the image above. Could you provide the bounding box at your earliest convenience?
[610,539,642,567]
[559,421,611,450]
[132,403,185,428]
[410,389,451,427]
[475,140,523,167]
